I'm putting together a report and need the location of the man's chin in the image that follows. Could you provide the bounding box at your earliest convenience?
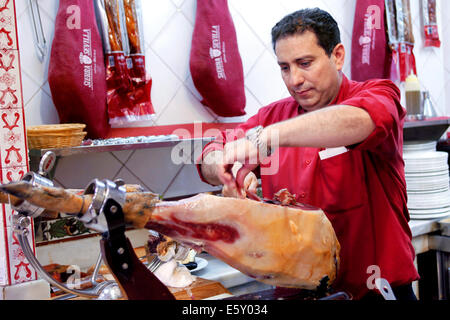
[297,100,321,112]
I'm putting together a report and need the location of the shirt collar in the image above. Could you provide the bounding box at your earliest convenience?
[329,73,349,106]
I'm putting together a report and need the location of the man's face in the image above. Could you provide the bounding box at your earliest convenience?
[275,30,345,112]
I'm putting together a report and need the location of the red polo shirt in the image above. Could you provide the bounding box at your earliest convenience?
[197,75,419,299]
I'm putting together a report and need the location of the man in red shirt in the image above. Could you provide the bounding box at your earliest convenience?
[196,8,419,300]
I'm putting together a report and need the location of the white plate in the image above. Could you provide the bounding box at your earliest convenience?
[404,141,437,152]
[410,212,450,220]
[403,151,448,160]
[187,257,208,273]
[409,206,450,215]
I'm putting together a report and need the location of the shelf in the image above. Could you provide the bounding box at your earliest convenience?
[29,136,214,158]
[403,117,450,141]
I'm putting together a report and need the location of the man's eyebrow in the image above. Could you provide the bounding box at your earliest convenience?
[278,55,315,64]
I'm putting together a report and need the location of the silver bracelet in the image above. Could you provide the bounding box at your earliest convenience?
[245,125,272,158]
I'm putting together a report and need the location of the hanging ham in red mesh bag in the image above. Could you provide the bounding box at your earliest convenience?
[351,0,390,81]
[96,0,155,126]
[395,0,417,82]
[384,0,400,83]
[190,0,246,117]
[48,0,110,139]
[422,0,441,48]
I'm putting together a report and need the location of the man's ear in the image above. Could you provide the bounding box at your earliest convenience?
[332,43,345,71]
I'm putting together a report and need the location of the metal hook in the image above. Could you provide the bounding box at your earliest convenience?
[29,0,47,62]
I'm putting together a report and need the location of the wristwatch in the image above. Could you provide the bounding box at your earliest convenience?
[245,125,272,158]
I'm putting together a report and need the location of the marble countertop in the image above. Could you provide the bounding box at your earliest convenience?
[193,253,255,289]
[195,218,446,290]
[409,218,444,237]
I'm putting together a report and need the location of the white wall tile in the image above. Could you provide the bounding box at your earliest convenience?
[122,147,184,194]
[145,47,183,116]
[231,6,267,77]
[163,164,221,199]
[113,165,152,192]
[14,0,29,18]
[242,87,263,121]
[151,11,194,82]
[23,88,59,126]
[230,0,288,48]
[16,2,55,86]
[245,50,289,106]
[141,0,177,45]
[111,150,134,164]
[156,85,216,125]
[19,71,40,106]
[53,153,123,189]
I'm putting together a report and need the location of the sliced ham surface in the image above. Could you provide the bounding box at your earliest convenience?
[146,193,340,289]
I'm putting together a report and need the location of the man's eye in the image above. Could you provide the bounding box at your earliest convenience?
[280,66,289,71]
[301,61,311,67]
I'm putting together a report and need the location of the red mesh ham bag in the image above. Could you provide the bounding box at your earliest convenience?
[190,0,246,117]
[48,0,110,139]
[351,0,390,81]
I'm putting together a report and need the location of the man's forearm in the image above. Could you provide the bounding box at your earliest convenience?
[264,105,376,149]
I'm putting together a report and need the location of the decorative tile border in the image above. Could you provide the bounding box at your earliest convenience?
[0,0,17,50]
[3,225,37,285]
[0,0,33,287]
[0,106,27,169]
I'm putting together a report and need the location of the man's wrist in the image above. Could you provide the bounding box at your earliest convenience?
[201,150,224,186]
[245,125,272,159]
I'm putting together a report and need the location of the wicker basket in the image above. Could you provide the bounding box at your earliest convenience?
[27,131,87,149]
[27,123,86,134]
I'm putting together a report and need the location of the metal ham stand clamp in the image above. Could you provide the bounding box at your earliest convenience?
[12,152,175,300]
[12,152,115,299]
[81,178,175,300]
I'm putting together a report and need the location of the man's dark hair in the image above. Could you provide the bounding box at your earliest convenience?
[271,8,341,56]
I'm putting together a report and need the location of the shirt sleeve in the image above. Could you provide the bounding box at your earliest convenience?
[195,113,261,184]
[340,80,405,153]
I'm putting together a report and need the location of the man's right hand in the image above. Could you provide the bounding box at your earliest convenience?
[222,162,258,199]
[201,151,258,199]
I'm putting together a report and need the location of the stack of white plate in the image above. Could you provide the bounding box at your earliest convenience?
[404,141,450,220]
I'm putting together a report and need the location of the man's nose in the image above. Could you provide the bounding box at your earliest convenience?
[289,67,305,87]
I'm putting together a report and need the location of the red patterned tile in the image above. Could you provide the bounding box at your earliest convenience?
[0,167,26,230]
[2,225,37,286]
[0,49,22,109]
[0,108,27,170]
[0,165,36,286]
[0,0,17,50]
[0,222,7,285]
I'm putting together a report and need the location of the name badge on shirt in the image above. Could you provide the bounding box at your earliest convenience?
[319,147,349,160]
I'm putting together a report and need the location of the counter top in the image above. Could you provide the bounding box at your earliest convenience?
[193,253,255,289]
[409,218,443,237]
[195,218,447,291]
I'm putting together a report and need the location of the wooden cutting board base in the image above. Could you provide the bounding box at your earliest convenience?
[169,277,231,300]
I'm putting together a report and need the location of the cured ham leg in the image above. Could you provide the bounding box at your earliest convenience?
[0,182,340,290]
[147,194,339,289]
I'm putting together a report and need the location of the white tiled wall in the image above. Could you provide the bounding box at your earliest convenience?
[16,0,450,197]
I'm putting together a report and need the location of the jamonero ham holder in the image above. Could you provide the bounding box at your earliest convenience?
[0,152,349,300]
